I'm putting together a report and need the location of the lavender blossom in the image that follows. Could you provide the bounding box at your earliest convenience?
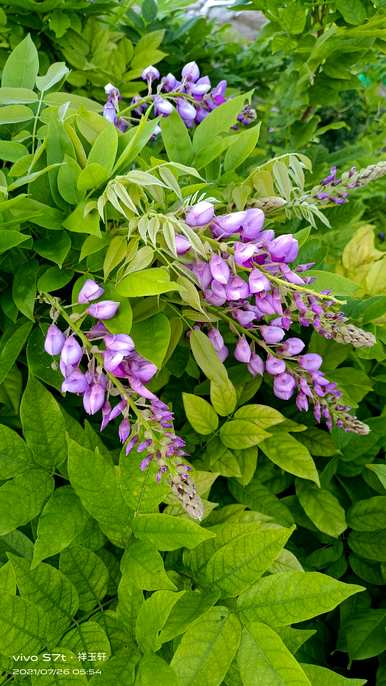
[44,324,65,356]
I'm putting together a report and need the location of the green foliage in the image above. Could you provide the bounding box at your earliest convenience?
[0,10,384,686]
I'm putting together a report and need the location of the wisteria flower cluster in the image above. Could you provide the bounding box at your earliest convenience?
[43,282,204,520]
[312,161,386,206]
[175,200,376,435]
[103,60,255,132]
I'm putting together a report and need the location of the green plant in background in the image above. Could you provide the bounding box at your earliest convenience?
[0,7,385,686]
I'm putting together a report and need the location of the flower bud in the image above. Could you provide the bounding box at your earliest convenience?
[265,356,286,375]
[260,325,285,344]
[249,269,271,294]
[247,352,264,377]
[83,383,106,415]
[87,300,120,320]
[226,276,249,301]
[103,101,117,125]
[191,261,212,289]
[296,393,309,412]
[269,234,298,263]
[61,369,88,394]
[211,80,227,105]
[195,108,208,124]
[232,308,257,327]
[154,96,173,116]
[217,345,229,362]
[234,336,251,363]
[130,356,157,383]
[60,335,83,366]
[190,76,211,97]
[181,61,200,82]
[104,350,125,372]
[118,418,131,443]
[141,65,160,82]
[209,255,230,285]
[185,201,215,227]
[208,328,224,352]
[78,279,105,304]
[204,289,226,306]
[211,211,246,236]
[234,242,256,266]
[241,208,265,240]
[161,73,178,91]
[175,234,191,255]
[299,353,323,371]
[176,98,196,123]
[273,373,296,400]
[44,324,65,356]
[104,333,135,354]
[279,337,305,356]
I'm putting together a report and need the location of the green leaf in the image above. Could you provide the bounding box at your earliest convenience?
[0,594,47,656]
[193,94,250,153]
[205,525,294,597]
[238,623,311,686]
[77,162,109,193]
[0,319,33,385]
[301,664,366,686]
[170,606,241,686]
[119,446,168,514]
[36,62,69,91]
[136,654,179,686]
[88,124,118,174]
[63,201,101,237]
[12,260,39,320]
[220,419,270,449]
[131,513,215,551]
[347,496,386,532]
[234,404,285,429]
[0,229,29,254]
[21,376,67,468]
[0,424,31,479]
[104,298,133,336]
[32,649,89,685]
[348,530,386,561]
[307,270,360,296]
[336,0,367,24]
[190,329,228,383]
[0,87,37,104]
[229,479,294,528]
[0,468,53,536]
[0,103,34,123]
[328,368,372,407]
[89,653,137,686]
[296,481,346,537]
[224,123,261,172]
[343,608,386,661]
[210,377,237,416]
[238,571,363,626]
[61,619,111,663]
[120,540,177,591]
[131,313,171,367]
[183,393,219,435]
[0,560,16,595]
[32,485,89,567]
[116,268,177,297]
[10,554,79,645]
[366,463,386,489]
[136,589,184,652]
[59,545,108,612]
[68,439,132,547]
[161,109,193,165]
[57,154,82,204]
[1,35,39,89]
[159,589,220,644]
[261,433,319,485]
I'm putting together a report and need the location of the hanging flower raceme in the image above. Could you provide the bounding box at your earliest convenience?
[43,284,203,520]
[102,61,255,133]
[173,200,376,435]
